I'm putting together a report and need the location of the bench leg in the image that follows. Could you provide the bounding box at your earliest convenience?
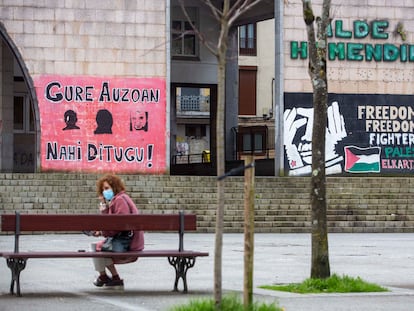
[6,258,27,296]
[167,256,196,293]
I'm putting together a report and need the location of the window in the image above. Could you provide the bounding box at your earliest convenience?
[172,83,215,166]
[239,23,256,56]
[238,66,257,115]
[172,7,198,58]
[175,86,210,115]
[237,126,267,156]
[14,94,34,133]
[185,124,206,138]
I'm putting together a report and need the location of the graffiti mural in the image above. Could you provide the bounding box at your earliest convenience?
[35,75,166,173]
[284,93,414,175]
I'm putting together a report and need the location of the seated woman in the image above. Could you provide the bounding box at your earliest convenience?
[92,174,145,288]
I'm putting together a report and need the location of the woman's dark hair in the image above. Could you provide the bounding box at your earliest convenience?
[96,174,126,196]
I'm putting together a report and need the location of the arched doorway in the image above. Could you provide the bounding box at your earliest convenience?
[0,23,38,172]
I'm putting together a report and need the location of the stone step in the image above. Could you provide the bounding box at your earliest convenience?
[2,173,414,234]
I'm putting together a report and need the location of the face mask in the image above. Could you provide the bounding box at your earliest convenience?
[103,189,114,201]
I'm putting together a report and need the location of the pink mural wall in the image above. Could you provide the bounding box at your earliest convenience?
[34,75,166,173]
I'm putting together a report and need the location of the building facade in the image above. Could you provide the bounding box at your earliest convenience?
[239,0,414,176]
[0,0,273,175]
[1,1,413,176]
[238,19,276,162]
[1,1,168,173]
[285,1,414,176]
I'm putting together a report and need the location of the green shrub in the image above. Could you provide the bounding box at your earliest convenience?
[170,294,283,311]
[259,274,388,294]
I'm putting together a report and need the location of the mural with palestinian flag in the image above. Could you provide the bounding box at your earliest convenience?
[284,93,414,176]
[344,146,381,173]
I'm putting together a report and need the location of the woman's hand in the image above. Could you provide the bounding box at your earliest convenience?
[99,202,107,212]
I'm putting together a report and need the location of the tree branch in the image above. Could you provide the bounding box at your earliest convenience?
[178,0,219,57]
[302,0,317,76]
[228,0,265,27]
[203,0,223,22]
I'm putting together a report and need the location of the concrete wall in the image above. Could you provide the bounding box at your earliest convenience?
[284,0,414,94]
[1,173,414,233]
[0,1,167,78]
[0,1,168,174]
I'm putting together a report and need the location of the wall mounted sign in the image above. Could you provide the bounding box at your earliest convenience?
[35,75,166,173]
[290,19,414,62]
[284,93,414,176]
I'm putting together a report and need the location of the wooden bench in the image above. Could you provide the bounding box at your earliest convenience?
[0,212,209,296]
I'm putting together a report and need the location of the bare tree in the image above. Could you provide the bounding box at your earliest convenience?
[301,0,331,279]
[178,0,265,307]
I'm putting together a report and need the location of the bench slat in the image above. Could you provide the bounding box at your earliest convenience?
[1,250,209,259]
[1,214,197,232]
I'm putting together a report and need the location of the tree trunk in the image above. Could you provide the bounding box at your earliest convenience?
[177,0,266,306]
[214,2,230,306]
[302,0,331,279]
[310,85,330,278]
[243,155,255,308]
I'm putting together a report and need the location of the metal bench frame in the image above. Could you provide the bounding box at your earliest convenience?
[1,212,208,296]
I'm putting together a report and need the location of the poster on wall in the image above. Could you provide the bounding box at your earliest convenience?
[284,93,414,176]
[34,75,166,173]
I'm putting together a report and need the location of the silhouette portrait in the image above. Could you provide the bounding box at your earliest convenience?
[62,109,80,130]
[130,110,148,132]
[94,109,113,134]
